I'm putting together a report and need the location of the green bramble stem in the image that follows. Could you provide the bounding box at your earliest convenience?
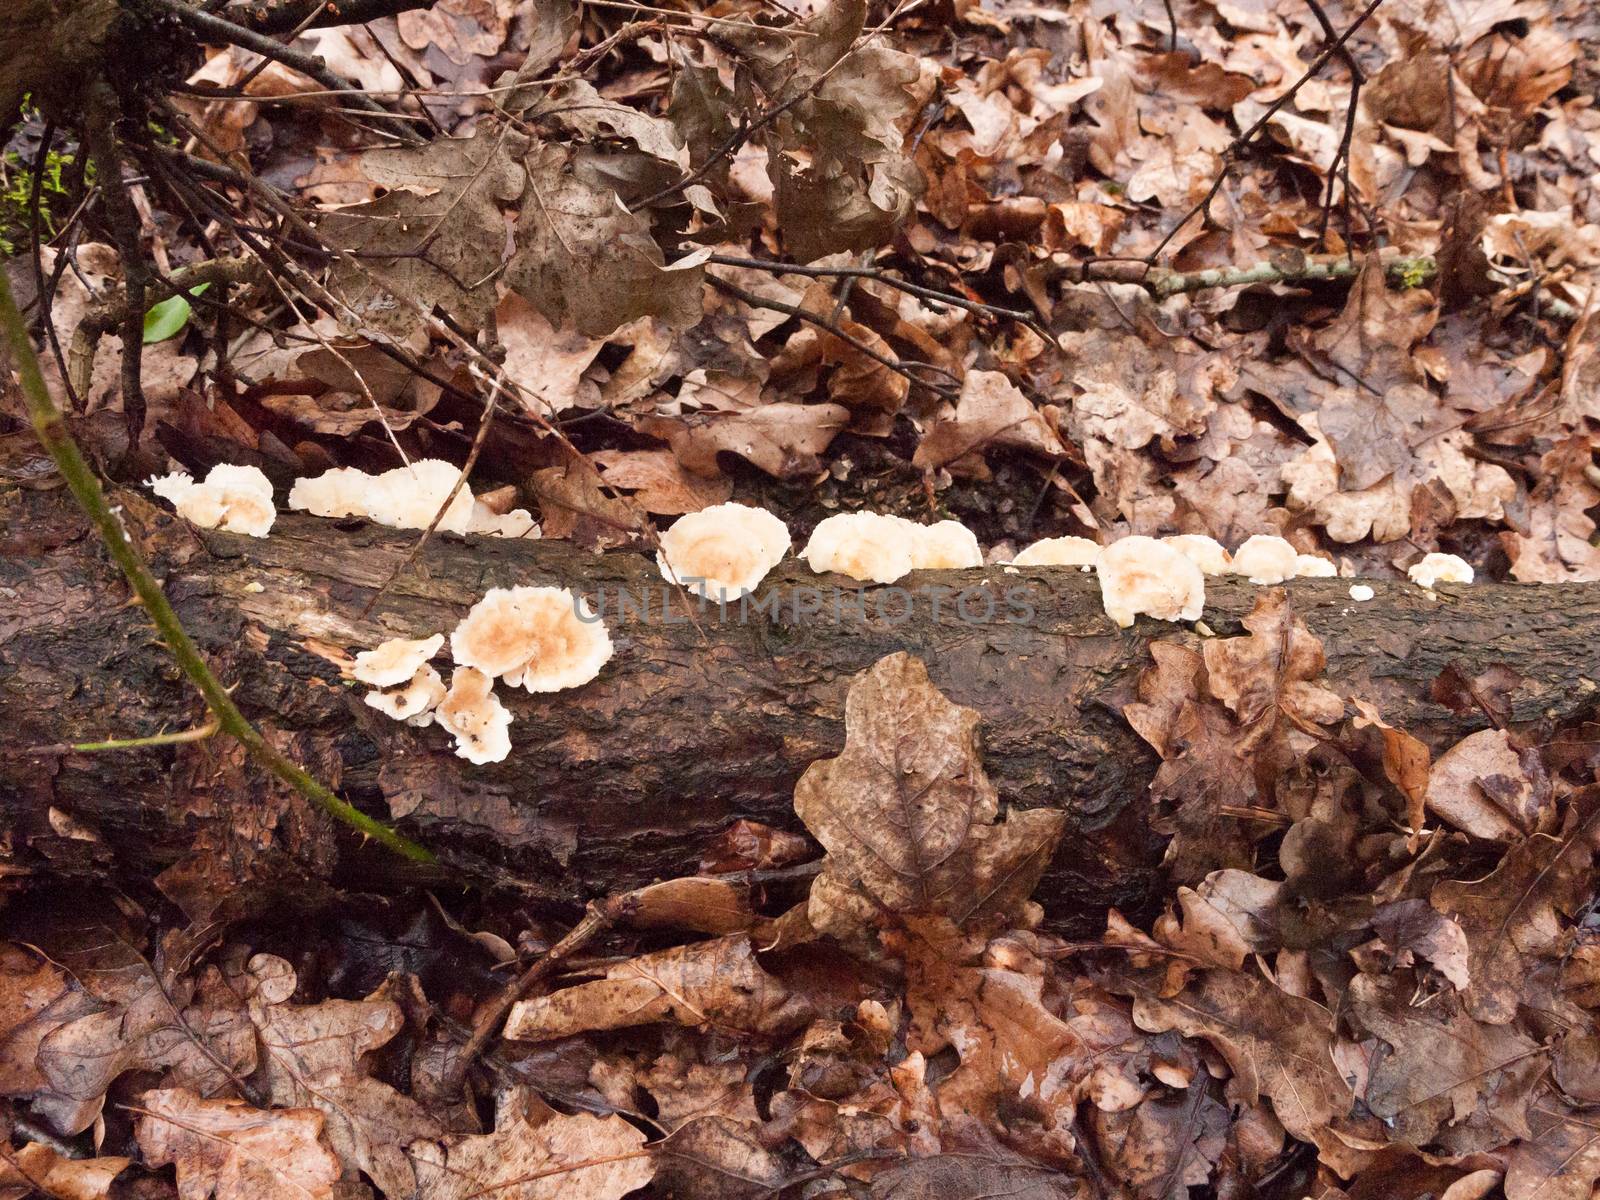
[0,268,435,864]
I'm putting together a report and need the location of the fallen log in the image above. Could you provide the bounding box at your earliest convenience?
[3,485,1598,930]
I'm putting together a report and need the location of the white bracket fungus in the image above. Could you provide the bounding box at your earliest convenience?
[657,502,791,600]
[906,519,984,570]
[1408,553,1474,588]
[1294,554,1337,578]
[1162,535,1231,575]
[288,460,535,537]
[147,463,276,537]
[1349,584,1375,601]
[365,664,446,726]
[452,586,613,692]
[801,512,918,584]
[352,634,445,688]
[1097,536,1205,628]
[1230,535,1299,585]
[436,667,512,764]
[1009,536,1102,569]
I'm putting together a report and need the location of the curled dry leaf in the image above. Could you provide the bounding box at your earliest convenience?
[794,653,1066,931]
[1424,729,1547,841]
[503,935,810,1042]
[134,1087,341,1200]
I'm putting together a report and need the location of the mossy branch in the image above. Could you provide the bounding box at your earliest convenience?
[0,268,435,865]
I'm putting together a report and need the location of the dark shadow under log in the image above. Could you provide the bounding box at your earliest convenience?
[4,486,1599,931]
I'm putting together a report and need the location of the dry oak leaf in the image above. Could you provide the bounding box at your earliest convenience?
[914,369,1066,473]
[0,1142,128,1200]
[1430,789,1600,1024]
[1424,729,1547,842]
[1202,590,1344,731]
[655,1117,787,1200]
[590,449,734,515]
[1351,973,1542,1152]
[870,1156,1079,1198]
[320,125,527,341]
[795,653,1067,929]
[1505,1102,1600,1200]
[412,1108,653,1200]
[506,144,706,338]
[639,400,849,480]
[0,944,101,1100]
[502,934,811,1041]
[1352,700,1430,837]
[1128,969,1352,1144]
[243,953,443,1198]
[133,1087,340,1200]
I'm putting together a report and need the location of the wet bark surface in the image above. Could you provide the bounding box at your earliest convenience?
[4,486,1598,931]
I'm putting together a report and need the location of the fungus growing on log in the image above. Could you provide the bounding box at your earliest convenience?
[1096,536,1205,627]
[365,664,446,725]
[1162,534,1230,575]
[436,667,512,764]
[1295,554,1337,578]
[352,633,445,688]
[287,467,371,519]
[366,460,477,535]
[1009,535,1101,569]
[1230,534,1299,584]
[452,586,613,692]
[906,519,983,570]
[656,502,790,599]
[801,512,918,584]
[147,463,276,537]
[1408,553,1474,588]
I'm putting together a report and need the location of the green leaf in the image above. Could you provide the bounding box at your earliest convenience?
[142,283,211,344]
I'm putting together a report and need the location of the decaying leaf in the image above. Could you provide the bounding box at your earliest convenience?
[0,1142,128,1200]
[795,653,1066,932]
[412,1104,654,1200]
[134,1088,341,1200]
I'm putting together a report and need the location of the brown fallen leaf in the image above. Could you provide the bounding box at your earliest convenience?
[624,877,761,936]
[1370,899,1471,991]
[1352,700,1431,836]
[241,953,443,1198]
[0,1142,128,1200]
[869,1155,1079,1198]
[794,653,1066,931]
[1127,969,1352,1145]
[590,449,733,516]
[1424,728,1547,841]
[640,400,849,480]
[134,1087,341,1200]
[914,369,1065,473]
[412,1104,654,1200]
[1505,1102,1600,1200]
[655,1117,788,1199]
[502,935,811,1041]
[1351,973,1543,1152]
[1430,789,1600,1024]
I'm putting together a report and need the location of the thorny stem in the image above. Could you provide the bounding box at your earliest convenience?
[19,715,222,758]
[0,269,435,865]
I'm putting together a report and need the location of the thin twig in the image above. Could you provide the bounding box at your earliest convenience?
[19,715,221,758]
[148,0,423,145]
[709,275,958,398]
[442,896,624,1095]
[1145,0,1386,263]
[0,268,434,865]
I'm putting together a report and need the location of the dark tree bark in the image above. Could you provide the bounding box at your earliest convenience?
[4,485,1598,931]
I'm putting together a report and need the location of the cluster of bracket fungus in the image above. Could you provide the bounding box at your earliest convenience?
[290,460,538,536]
[1095,537,1207,628]
[149,458,536,539]
[147,464,277,537]
[150,468,1496,765]
[799,512,983,584]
